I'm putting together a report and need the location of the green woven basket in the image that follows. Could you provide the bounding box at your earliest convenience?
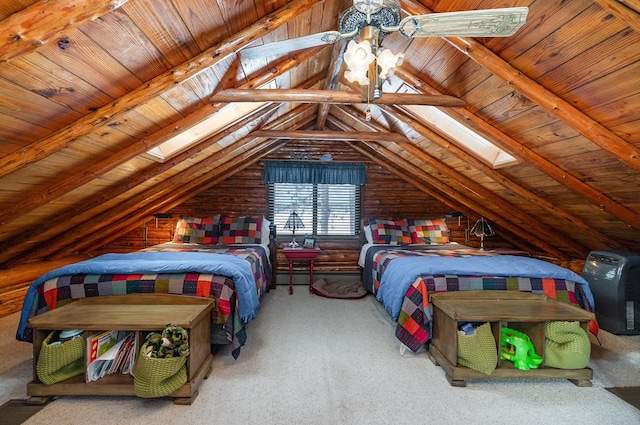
[36,331,85,385]
[545,321,590,369]
[134,342,187,398]
[457,322,498,375]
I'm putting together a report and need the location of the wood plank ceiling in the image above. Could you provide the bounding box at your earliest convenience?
[0,0,638,269]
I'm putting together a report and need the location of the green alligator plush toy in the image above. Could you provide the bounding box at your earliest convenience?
[500,327,543,370]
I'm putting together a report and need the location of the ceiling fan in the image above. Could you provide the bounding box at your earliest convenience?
[224,1,529,105]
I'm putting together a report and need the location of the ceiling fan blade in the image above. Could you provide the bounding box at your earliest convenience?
[397,7,528,38]
[240,30,356,60]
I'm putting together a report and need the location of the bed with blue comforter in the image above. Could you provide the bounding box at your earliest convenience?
[361,243,596,352]
[16,243,272,359]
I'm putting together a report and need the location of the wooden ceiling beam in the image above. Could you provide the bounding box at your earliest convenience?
[77,111,322,254]
[402,0,640,173]
[392,67,640,231]
[592,0,640,33]
[250,129,406,143]
[0,0,131,63]
[59,107,316,255]
[210,88,465,106]
[0,0,321,180]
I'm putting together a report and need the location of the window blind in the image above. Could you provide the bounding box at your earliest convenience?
[268,183,361,236]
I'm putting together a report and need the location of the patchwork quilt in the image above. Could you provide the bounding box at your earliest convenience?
[362,245,595,352]
[17,244,271,359]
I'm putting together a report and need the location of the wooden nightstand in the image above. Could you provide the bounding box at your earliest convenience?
[282,247,321,295]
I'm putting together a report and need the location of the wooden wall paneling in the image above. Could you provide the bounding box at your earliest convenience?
[0,103,283,262]
[331,106,590,257]
[349,140,569,257]
[0,0,321,180]
[393,66,640,233]
[376,105,627,250]
[75,105,320,256]
[0,104,285,265]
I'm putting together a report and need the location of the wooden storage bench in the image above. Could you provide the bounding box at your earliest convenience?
[27,294,214,405]
[428,291,594,387]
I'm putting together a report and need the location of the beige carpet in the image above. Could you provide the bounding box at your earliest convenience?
[1,286,639,425]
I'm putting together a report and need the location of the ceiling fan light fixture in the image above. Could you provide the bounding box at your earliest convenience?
[353,0,384,15]
[344,40,375,85]
[377,48,404,79]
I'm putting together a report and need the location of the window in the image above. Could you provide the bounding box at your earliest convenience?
[395,82,517,168]
[268,183,360,236]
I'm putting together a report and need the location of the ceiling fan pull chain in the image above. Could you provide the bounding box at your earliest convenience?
[365,78,372,122]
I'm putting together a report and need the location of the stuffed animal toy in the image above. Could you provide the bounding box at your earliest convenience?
[500,327,543,370]
[143,324,190,359]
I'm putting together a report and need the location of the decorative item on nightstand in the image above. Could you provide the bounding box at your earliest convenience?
[284,212,305,248]
[302,236,316,249]
[470,217,494,250]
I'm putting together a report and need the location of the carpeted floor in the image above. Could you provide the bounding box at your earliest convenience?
[1,285,640,424]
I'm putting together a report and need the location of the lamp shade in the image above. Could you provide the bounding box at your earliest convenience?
[284,212,305,248]
[470,217,494,237]
[470,217,494,250]
[284,212,304,231]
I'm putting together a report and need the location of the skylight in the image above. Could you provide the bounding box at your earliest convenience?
[146,101,267,161]
[396,83,516,168]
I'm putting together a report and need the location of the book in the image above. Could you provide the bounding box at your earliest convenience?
[86,331,135,382]
[86,330,120,364]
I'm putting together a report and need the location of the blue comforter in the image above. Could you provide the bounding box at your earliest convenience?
[376,254,595,320]
[17,251,261,337]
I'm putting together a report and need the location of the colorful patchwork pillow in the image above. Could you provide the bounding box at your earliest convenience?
[172,216,220,244]
[368,219,411,245]
[219,215,263,244]
[408,219,449,244]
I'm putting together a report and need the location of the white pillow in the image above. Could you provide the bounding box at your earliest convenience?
[261,217,271,247]
[363,225,373,244]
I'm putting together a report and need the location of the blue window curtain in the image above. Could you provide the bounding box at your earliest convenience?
[262,161,367,185]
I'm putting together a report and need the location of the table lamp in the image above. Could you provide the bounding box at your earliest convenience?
[470,217,494,250]
[284,212,304,248]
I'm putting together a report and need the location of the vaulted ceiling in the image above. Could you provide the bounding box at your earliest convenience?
[0,0,639,268]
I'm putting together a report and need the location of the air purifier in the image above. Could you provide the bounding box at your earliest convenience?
[581,250,640,335]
